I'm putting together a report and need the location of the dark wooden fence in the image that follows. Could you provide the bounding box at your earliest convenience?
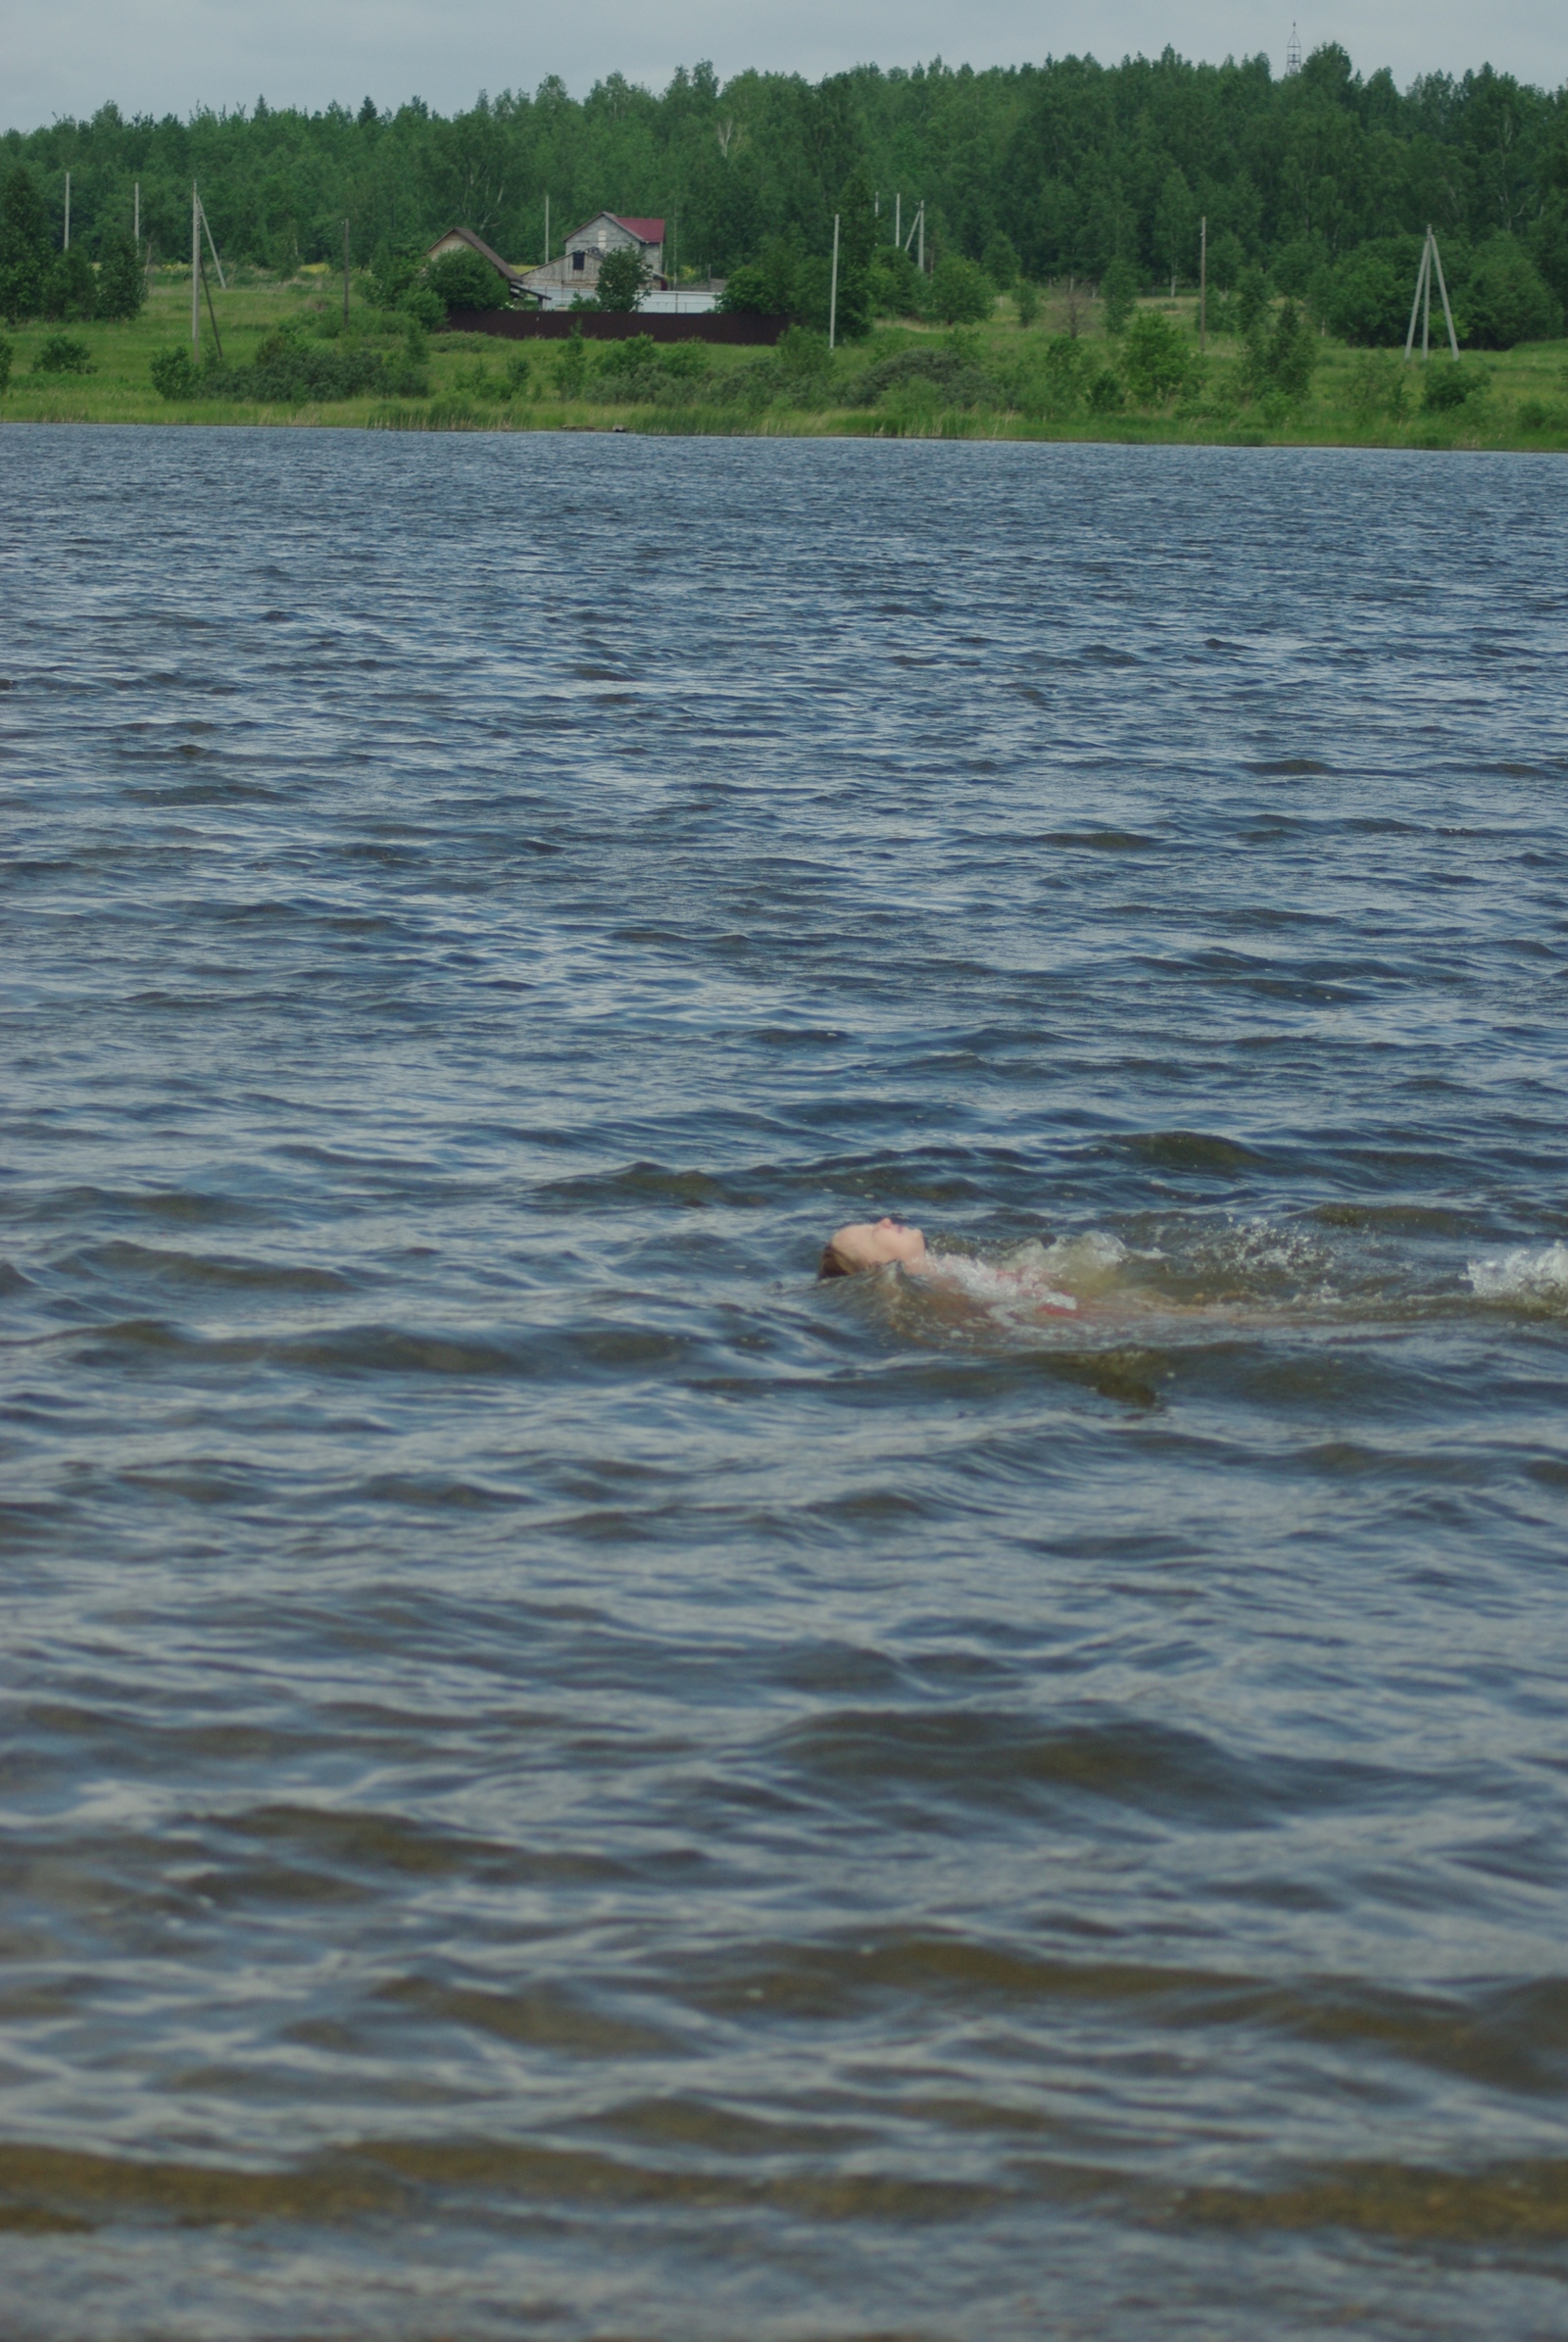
[444,310,790,346]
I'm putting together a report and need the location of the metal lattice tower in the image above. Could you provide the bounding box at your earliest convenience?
[1286,22,1302,74]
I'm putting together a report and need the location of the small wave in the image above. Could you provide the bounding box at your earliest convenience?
[1465,1242,1568,1307]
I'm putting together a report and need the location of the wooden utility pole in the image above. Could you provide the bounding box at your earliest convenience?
[133,181,139,243]
[1199,215,1207,354]
[192,181,200,359]
[544,193,550,265]
[64,171,71,250]
[917,202,925,274]
[343,218,351,328]
[828,213,840,350]
[895,192,901,249]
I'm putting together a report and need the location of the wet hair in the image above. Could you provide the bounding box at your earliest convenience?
[817,1243,852,1280]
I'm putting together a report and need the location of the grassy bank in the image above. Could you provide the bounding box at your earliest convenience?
[4,270,1567,452]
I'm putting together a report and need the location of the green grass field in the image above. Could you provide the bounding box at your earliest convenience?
[4,268,1567,451]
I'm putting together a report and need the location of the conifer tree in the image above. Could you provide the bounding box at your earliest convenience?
[0,168,51,323]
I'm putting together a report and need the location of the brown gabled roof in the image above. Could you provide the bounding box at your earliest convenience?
[426,225,522,282]
[612,217,665,246]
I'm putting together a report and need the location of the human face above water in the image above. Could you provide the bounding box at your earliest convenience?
[825,1218,928,1274]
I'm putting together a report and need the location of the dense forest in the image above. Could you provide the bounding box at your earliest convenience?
[3,45,1566,318]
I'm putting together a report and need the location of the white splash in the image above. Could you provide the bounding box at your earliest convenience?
[922,1232,1133,1316]
[1465,1242,1568,1306]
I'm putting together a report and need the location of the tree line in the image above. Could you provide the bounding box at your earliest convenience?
[2,44,1565,338]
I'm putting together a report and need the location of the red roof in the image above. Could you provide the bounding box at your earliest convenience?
[612,217,664,246]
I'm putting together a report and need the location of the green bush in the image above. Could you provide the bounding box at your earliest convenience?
[717,238,800,317]
[1100,259,1138,333]
[1244,299,1317,401]
[426,247,509,315]
[849,340,994,410]
[594,245,651,312]
[982,231,1020,289]
[553,329,589,399]
[34,333,93,374]
[1233,265,1271,335]
[1423,359,1484,412]
[182,324,428,406]
[0,335,11,394]
[150,347,199,400]
[1004,333,1088,418]
[399,284,443,330]
[0,167,50,322]
[1013,279,1040,327]
[1086,367,1125,413]
[868,246,922,317]
[1345,351,1407,419]
[1464,237,1561,349]
[95,230,146,321]
[592,333,661,399]
[1322,239,1424,345]
[368,240,424,311]
[1121,309,1193,405]
[660,340,708,379]
[929,254,993,325]
[45,246,96,320]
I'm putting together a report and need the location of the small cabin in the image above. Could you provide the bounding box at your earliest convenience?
[424,225,530,302]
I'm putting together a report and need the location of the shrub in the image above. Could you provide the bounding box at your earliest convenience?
[1465,237,1561,349]
[868,246,922,317]
[553,329,589,399]
[399,284,443,330]
[34,333,94,374]
[150,347,199,400]
[1100,259,1138,333]
[774,324,833,392]
[0,336,11,394]
[849,341,994,410]
[368,241,424,310]
[592,333,661,399]
[96,230,146,321]
[594,245,651,313]
[1322,240,1423,346]
[0,167,50,322]
[426,246,509,316]
[1345,351,1407,419]
[503,349,532,396]
[1121,309,1193,405]
[1013,278,1039,327]
[1086,367,1124,413]
[982,231,1020,289]
[659,340,708,380]
[1244,299,1317,402]
[44,247,96,321]
[1233,265,1271,335]
[1423,360,1484,412]
[1005,333,1088,418]
[929,254,993,325]
[717,239,800,317]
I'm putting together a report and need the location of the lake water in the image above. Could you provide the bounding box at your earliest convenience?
[3,423,1568,2340]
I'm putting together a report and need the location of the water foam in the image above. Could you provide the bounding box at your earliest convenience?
[923,1233,1133,1317]
[1464,1242,1568,1306]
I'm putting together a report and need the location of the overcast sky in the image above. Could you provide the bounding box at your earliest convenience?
[7,0,1565,133]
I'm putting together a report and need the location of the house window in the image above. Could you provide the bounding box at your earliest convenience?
[572,250,585,271]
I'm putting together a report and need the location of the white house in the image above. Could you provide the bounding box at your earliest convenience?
[518,214,667,309]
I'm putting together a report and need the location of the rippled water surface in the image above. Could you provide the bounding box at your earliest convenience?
[4,425,1568,2339]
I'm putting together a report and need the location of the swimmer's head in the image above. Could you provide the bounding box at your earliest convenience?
[818,1217,928,1279]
